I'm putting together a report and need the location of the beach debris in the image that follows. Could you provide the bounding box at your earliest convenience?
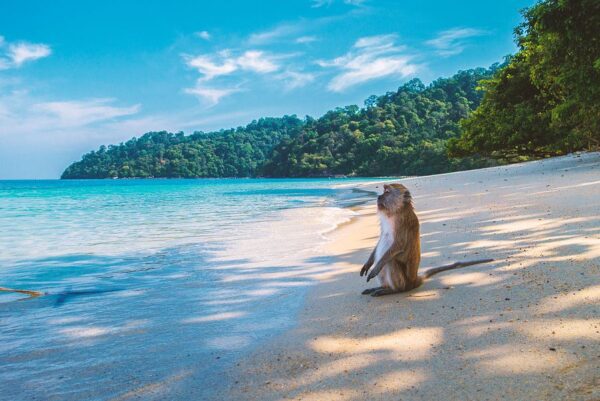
[0,286,44,298]
[0,286,122,306]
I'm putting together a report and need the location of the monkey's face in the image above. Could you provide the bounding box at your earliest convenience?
[377,184,412,214]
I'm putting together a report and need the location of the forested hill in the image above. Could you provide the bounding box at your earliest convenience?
[62,116,304,178]
[263,68,497,177]
[61,66,498,179]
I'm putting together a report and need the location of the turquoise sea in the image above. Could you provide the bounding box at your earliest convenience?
[0,178,379,400]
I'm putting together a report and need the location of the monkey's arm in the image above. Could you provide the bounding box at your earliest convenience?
[359,248,376,276]
[366,247,404,282]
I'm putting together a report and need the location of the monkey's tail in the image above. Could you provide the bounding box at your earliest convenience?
[423,258,494,279]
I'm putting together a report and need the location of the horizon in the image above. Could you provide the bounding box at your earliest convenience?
[0,0,534,179]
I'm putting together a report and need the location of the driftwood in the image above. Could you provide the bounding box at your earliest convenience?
[0,286,44,298]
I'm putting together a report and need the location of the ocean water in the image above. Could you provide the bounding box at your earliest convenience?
[0,178,379,400]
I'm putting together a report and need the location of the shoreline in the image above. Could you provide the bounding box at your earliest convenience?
[0,178,385,401]
[223,152,600,401]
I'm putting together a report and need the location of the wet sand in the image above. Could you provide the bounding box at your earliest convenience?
[223,152,600,401]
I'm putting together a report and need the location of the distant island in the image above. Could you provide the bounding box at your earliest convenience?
[62,0,598,179]
[62,66,498,179]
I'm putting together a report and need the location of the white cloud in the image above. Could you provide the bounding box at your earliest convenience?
[184,84,241,106]
[0,96,140,132]
[34,98,140,127]
[184,50,280,81]
[247,10,353,45]
[311,0,366,7]
[295,35,318,44]
[185,18,350,103]
[247,23,302,45]
[425,28,485,57]
[328,57,416,92]
[354,34,396,49]
[318,34,418,92]
[8,42,52,66]
[237,51,279,73]
[183,50,286,104]
[0,37,52,70]
[184,54,238,80]
[196,31,211,40]
[311,0,333,7]
[276,70,315,90]
[0,92,141,143]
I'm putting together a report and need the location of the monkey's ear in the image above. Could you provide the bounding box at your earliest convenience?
[403,190,412,204]
[383,184,390,190]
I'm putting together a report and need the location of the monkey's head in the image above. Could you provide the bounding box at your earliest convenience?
[377,183,412,215]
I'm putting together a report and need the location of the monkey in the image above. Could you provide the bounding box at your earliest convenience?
[359,183,493,297]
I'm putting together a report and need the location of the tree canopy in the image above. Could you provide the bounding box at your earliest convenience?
[449,0,600,157]
[262,68,499,177]
[61,116,304,178]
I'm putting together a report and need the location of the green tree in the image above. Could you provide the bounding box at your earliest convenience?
[450,0,600,157]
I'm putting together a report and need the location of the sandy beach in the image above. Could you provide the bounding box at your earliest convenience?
[224,152,600,401]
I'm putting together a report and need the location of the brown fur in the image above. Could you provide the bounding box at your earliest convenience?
[360,183,493,297]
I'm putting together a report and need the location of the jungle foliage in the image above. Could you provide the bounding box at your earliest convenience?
[449,0,600,157]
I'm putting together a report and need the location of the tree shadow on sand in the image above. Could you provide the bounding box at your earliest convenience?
[221,156,600,401]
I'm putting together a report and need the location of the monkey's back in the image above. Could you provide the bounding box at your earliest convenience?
[389,207,421,290]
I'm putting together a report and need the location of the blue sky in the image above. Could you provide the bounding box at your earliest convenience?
[0,0,535,178]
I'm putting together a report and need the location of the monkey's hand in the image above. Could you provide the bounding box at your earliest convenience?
[366,249,403,282]
[360,263,370,277]
[360,249,376,276]
[366,259,385,282]
[366,268,379,282]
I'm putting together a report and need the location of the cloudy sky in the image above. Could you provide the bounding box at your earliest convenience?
[0,0,534,178]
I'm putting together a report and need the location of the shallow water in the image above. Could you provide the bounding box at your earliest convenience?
[0,178,380,400]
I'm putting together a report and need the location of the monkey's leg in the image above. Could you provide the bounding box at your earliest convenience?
[370,288,400,297]
[361,287,383,295]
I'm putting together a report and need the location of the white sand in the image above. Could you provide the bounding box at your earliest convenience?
[223,152,600,401]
